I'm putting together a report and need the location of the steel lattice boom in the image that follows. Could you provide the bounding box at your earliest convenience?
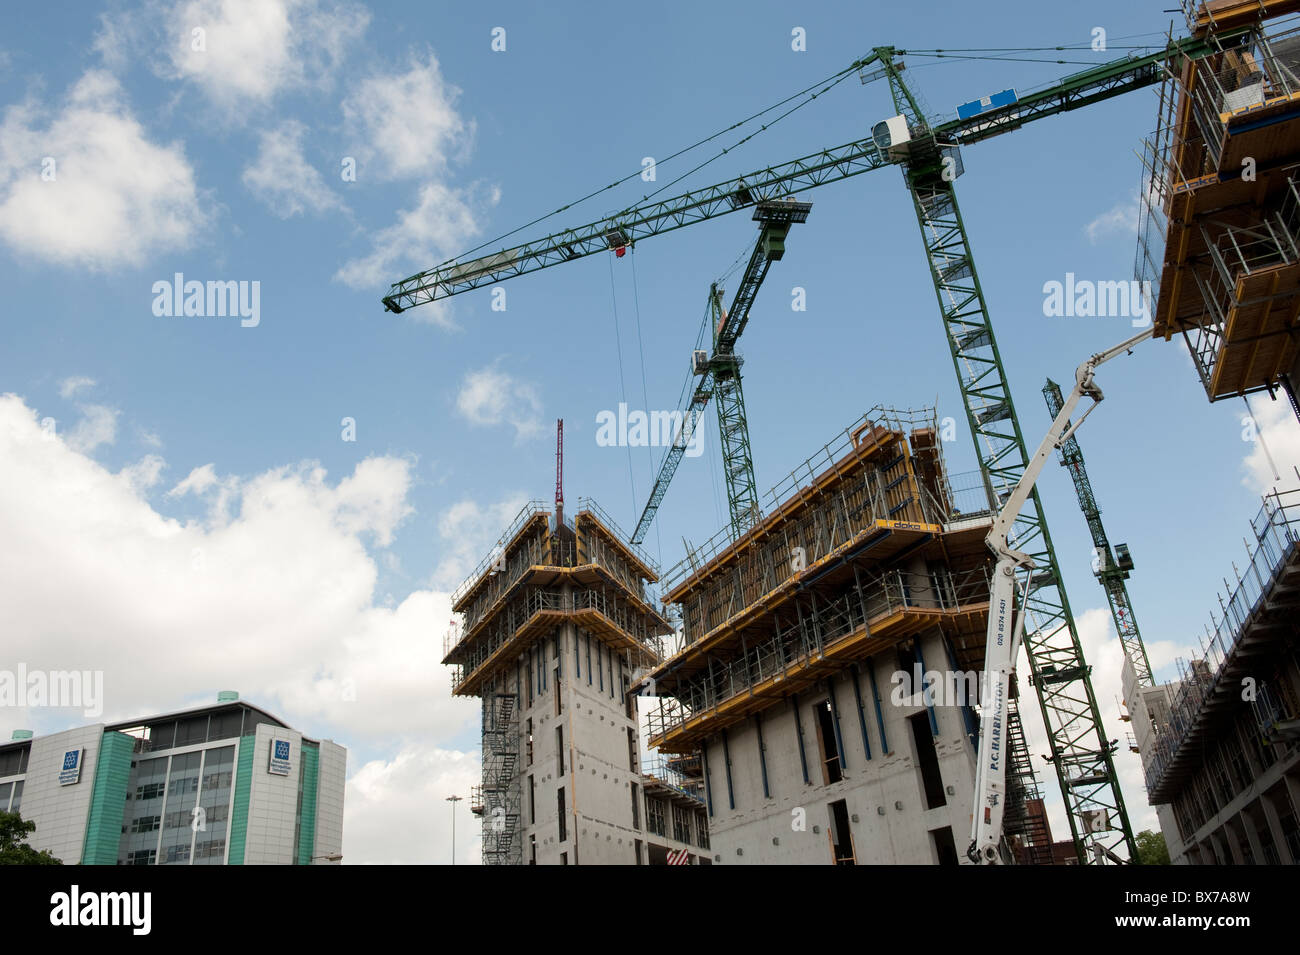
[382,35,1236,315]
[1044,379,1154,688]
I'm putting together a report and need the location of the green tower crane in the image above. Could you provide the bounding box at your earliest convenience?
[381,28,1259,862]
[1044,378,1154,687]
[632,199,811,545]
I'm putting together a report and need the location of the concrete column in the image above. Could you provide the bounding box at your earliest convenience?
[1211,824,1239,864]
[1238,803,1267,864]
[1260,787,1294,864]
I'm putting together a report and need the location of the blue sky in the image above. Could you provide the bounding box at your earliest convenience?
[1,0,1297,862]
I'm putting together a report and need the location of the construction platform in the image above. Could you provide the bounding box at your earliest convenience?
[1139,9,1300,403]
[445,499,672,698]
[644,408,997,754]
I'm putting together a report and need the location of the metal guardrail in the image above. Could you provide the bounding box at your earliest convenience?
[1145,487,1300,794]
[450,501,549,607]
[648,564,992,741]
[450,586,669,693]
[447,508,667,659]
[575,496,660,577]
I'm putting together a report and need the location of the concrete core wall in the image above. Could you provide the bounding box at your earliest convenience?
[697,627,978,864]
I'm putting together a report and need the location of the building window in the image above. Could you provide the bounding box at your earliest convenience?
[526,719,534,765]
[529,775,536,825]
[627,728,638,771]
[556,726,564,776]
[672,804,691,843]
[586,633,592,686]
[647,796,666,837]
[554,668,562,716]
[631,782,640,830]
[598,642,604,692]
[529,833,537,865]
[696,812,709,850]
[557,787,567,843]
[634,838,643,865]
[560,852,568,865]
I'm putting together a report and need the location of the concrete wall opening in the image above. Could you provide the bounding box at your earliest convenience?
[930,825,959,865]
[828,798,855,864]
[908,712,946,809]
[815,699,843,784]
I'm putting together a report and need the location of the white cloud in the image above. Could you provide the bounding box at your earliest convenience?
[455,363,543,441]
[342,52,472,182]
[432,494,529,590]
[0,392,482,863]
[334,181,494,311]
[65,404,120,454]
[344,744,480,864]
[169,461,220,497]
[58,376,96,399]
[159,0,368,112]
[1085,192,1139,245]
[333,51,497,322]
[0,70,209,270]
[242,120,345,218]
[118,454,167,492]
[1242,394,1300,493]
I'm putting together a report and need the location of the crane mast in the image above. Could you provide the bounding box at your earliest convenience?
[1043,380,1154,688]
[631,200,811,545]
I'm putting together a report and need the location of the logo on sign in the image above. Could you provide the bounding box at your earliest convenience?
[268,738,291,776]
[58,749,82,786]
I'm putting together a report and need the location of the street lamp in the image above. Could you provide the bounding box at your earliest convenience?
[446,794,463,865]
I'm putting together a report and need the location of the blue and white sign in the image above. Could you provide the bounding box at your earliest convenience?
[58,748,83,786]
[268,738,292,776]
[956,88,1018,121]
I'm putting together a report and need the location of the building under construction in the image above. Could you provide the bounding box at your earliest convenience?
[643,408,1050,864]
[444,487,713,863]
[1137,1,1300,415]
[1127,488,1300,863]
[1121,0,1300,865]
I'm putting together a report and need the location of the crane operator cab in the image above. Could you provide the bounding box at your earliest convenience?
[871,115,913,159]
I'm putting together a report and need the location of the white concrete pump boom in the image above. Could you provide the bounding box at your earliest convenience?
[968,326,1154,865]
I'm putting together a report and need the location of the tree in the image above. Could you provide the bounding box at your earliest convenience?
[0,811,63,865]
[1135,829,1170,866]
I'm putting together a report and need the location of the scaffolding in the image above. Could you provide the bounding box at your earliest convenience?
[644,407,1050,859]
[446,497,672,865]
[474,692,521,866]
[1145,487,1300,799]
[1136,18,1300,404]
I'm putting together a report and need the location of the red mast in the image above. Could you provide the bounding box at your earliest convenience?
[555,418,564,527]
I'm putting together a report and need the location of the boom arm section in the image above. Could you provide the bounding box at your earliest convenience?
[968,327,1152,864]
[381,35,1233,315]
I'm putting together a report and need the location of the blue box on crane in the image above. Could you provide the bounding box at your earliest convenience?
[956,88,1018,121]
